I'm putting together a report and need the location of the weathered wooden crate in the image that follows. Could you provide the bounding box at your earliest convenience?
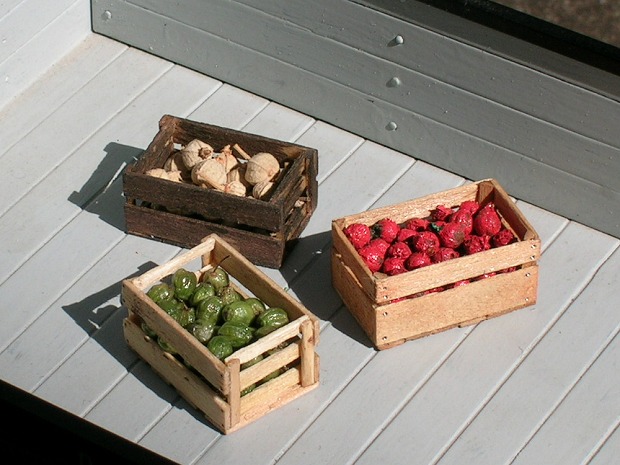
[122,114,318,268]
[331,179,540,350]
[121,234,320,434]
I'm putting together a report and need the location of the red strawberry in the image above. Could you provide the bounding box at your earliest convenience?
[382,257,407,276]
[459,200,480,216]
[404,218,430,231]
[462,234,491,255]
[386,241,412,260]
[438,222,466,249]
[369,237,390,257]
[372,218,400,243]
[492,228,516,247]
[413,231,440,256]
[452,279,470,287]
[405,252,432,270]
[430,205,453,221]
[473,202,502,236]
[432,247,460,263]
[358,244,384,273]
[343,223,371,250]
[396,228,418,243]
[450,209,473,235]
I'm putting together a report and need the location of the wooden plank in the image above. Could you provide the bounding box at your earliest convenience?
[113,0,620,192]
[0,64,218,284]
[0,0,90,109]
[427,236,620,465]
[510,333,620,465]
[352,223,619,465]
[589,424,620,465]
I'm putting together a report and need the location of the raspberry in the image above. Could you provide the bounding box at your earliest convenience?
[343,223,371,250]
[492,228,516,247]
[372,218,400,243]
[405,252,432,270]
[473,202,502,236]
[413,231,440,256]
[386,241,412,260]
[358,245,384,273]
[438,222,466,249]
[382,257,407,276]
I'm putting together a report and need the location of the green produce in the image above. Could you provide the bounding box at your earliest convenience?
[207,335,234,360]
[195,295,224,325]
[175,305,196,328]
[146,283,174,304]
[241,354,264,369]
[188,321,217,344]
[158,337,177,354]
[257,307,289,329]
[172,268,198,301]
[240,384,256,396]
[203,266,229,292]
[244,297,266,317]
[218,285,242,305]
[158,298,185,321]
[254,324,278,339]
[189,282,216,307]
[141,321,157,338]
[217,321,254,349]
[222,300,256,326]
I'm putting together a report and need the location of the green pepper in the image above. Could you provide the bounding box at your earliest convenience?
[158,298,185,321]
[257,307,289,329]
[172,268,197,301]
[207,335,234,360]
[217,321,254,349]
[240,384,256,396]
[175,305,196,328]
[158,337,177,355]
[146,283,174,304]
[196,295,224,325]
[222,300,256,326]
[189,282,216,307]
[241,354,264,370]
[254,324,278,339]
[140,321,157,338]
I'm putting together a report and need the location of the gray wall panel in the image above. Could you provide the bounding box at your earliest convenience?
[92,0,620,238]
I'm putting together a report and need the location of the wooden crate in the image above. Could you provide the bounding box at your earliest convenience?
[122,114,318,268]
[331,179,540,350]
[121,234,320,434]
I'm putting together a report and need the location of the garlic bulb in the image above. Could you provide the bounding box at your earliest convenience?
[224,180,247,197]
[252,180,275,200]
[191,158,227,189]
[245,152,280,185]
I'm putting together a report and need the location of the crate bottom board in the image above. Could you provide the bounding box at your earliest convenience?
[124,203,311,268]
[123,317,319,434]
[331,251,538,350]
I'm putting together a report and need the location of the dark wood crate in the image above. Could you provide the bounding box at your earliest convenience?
[122,115,318,268]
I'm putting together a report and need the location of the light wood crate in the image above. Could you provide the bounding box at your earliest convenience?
[121,234,320,434]
[331,179,540,350]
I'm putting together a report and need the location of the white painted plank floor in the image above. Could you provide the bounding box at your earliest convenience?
[1,34,619,464]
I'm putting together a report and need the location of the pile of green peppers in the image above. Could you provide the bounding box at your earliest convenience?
[143,266,291,388]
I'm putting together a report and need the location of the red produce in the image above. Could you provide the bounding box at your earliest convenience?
[386,241,412,260]
[432,247,460,263]
[396,228,418,244]
[372,218,400,243]
[452,279,470,287]
[413,231,440,256]
[438,222,466,249]
[405,252,432,270]
[383,257,407,276]
[450,209,473,235]
[430,205,453,221]
[369,237,390,256]
[343,223,372,250]
[459,200,480,216]
[404,218,430,231]
[358,244,384,273]
[462,234,491,255]
[473,202,502,236]
[492,228,516,247]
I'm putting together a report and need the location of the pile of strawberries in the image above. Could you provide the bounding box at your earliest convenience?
[343,200,517,283]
